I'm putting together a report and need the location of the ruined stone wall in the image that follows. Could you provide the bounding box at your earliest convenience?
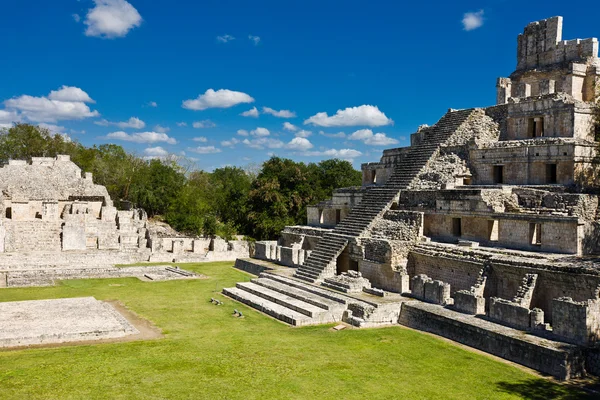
[3,220,62,252]
[503,99,593,141]
[516,16,598,71]
[408,249,600,321]
[370,210,423,241]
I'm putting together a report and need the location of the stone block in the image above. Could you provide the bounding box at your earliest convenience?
[552,297,600,345]
[279,246,296,267]
[101,206,117,222]
[423,280,451,305]
[62,215,86,251]
[411,274,431,299]
[193,239,211,254]
[454,290,485,315]
[489,297,532,330]
[172,239,185,254]
[254,242,268,260]
[212,238,229,252]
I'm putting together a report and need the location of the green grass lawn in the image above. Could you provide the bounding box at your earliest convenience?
[0,262,591,399]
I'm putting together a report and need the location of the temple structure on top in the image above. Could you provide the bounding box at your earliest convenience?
[225,17,600,379]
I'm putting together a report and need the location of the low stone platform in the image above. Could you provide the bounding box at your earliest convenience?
[398,301,585,380]
[2,265,204,288]
[0,297,139,348]
[224,265,405,327]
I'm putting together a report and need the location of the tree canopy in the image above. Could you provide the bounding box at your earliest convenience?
[0,124,362,240]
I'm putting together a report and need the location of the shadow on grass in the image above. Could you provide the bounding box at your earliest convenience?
[496,379,598,400]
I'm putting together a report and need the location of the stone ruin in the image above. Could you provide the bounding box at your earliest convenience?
[0,155,249,287]
[224,17,600,379]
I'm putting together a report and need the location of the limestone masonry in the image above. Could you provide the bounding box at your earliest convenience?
[0,155,249,286]
[224,17,600,379]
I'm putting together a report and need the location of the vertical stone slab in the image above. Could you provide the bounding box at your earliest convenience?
[62,214,87,251]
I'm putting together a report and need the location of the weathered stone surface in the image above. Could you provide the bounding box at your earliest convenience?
[0,297,138,347]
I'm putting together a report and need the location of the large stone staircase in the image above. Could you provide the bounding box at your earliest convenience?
[294,108,476,283]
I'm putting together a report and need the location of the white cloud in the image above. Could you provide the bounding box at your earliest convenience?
[248,35,260,45]
[240,107,259,118]
[304,105,393,127]
[262,107,296,118]
[462,10,484,31]
[48,86,95,103]
[189,146,222,154]
[250,127,270,137]
[73,14,81,23]
[95,116,145,129]
[4,86,99,123]
[192,120,216,128]
[319,130,346,138]
[143,146,169,159]
[242,138,284,150]
[295,129,312,138]
[237,129,249,136]
[0,110,20,128]
[84,0,142,39]
[106,131,177,144]
[286,137,313,151]
[221,138,240,147]
[154,124,170,133]
[192,136,208,142]
[182,89,254,111]
[176,122,187,127]
[348,129,399,146]
[217,34,235,43]
[303,148,362,160]
[148,101,158,107]
[283,122,298,132]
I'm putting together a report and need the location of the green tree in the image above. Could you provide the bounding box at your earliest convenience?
[209,166,253,234]
[129,159,185,216]
[0,123,79,163]
[247,157,316,239]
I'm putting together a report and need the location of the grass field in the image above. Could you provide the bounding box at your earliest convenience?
[0,262,592,399]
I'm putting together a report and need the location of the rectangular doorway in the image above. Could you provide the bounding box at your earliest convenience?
[529,223,542,246]
[546,164,557,184]
[452,218,462,237]
[488,220,499,242]
[493,165,504,184]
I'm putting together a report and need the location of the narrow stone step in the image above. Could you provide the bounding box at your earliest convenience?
[252,277,344,312]
[222,287,311,326]
[236,282,326,318]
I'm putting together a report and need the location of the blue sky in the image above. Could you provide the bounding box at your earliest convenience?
[1,0,598,170]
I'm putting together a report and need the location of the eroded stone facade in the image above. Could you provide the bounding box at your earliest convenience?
[0,156,249,276]
[228,17,600,379]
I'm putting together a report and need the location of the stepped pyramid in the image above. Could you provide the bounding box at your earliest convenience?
[294,108,477,283]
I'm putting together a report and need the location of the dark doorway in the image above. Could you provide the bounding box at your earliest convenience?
[452,218,462,237]
[336,246,350,274]
[5,207,11,219]
[493,165,504,184]
[335,209,341,224]
[528,117,544,137]
[546,164,557,184]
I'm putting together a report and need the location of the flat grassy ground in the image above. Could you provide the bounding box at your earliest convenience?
[0,262,591,399]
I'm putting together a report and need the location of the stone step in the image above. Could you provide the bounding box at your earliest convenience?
[222,287,312,326]
[262,272,353,305]
[252,277,345,312]
[235,282,327,318]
